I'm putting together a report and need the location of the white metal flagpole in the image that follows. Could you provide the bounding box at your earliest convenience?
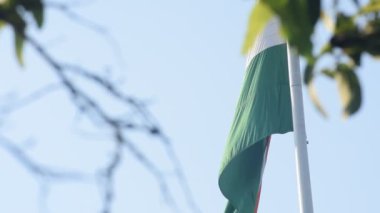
[286,43,314,213]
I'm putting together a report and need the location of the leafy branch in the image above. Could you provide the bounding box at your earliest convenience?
[243,0,380,117]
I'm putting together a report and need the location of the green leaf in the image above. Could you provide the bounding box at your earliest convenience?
[19,0,44,27]
[307,0,321,26]
[241,2,273,54]
[262,0,321,56]
[335,64,362,117]
[15,32,24,65]
[304,62,314,85]
[321,68,336,79]
[363,20,380,58]
[320,43,333,55]
[330,13,363,65]
[31,1,44,28]
[303,59,328,117]
[321,12,335,32]
[0,20,6,30]
[307,82,328,118]
[335,13,356,34]
[360,0,380,14]
[0,0,13,8]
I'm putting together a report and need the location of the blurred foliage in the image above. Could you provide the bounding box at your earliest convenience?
[0,0,44,65]
[1,0,378,118]
[243,0,380,118]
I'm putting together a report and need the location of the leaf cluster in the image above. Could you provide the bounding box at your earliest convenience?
[243,0,380,118]
[0,0,44,65]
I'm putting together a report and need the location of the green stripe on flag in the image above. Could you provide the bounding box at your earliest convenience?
[219,43,293,213]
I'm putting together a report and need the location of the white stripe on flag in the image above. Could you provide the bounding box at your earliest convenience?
[245,18,284,68]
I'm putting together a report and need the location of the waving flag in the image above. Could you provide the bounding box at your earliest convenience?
[218,19,293,213]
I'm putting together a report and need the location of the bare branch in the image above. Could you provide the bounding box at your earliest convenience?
[23,34,196,212]
[0,135,90,181]
[0,83,62,115]
[45,2,107,34]
[159,134,202,213]
[44,1,127,71]
[1,4,201,209]
[63,63,201,212]
[99,131,123,213]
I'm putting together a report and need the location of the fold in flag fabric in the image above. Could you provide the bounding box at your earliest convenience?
[218,19,293,213]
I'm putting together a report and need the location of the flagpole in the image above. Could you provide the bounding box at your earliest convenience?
[286,44,314,213]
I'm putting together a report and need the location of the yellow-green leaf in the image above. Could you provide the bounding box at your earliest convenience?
[261,0,320,57]
[307,81,328,118]
[15,33,24,65]
[32,8,44,28]
[335,64,361,117]
[360,1,380,14]
[31,1,44,28]
[0,20,6,29]
[18,0,44,28]
[321,12,335,32]
[241,2,273,54]
[0,0,11,7]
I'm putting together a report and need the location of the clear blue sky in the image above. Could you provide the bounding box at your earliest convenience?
[1,0,379,213]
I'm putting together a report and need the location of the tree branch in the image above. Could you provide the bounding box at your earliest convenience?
[0,135,90,180]
[21,34,201,212]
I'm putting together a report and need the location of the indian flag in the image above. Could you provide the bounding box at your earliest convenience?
[218,19,293,213]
